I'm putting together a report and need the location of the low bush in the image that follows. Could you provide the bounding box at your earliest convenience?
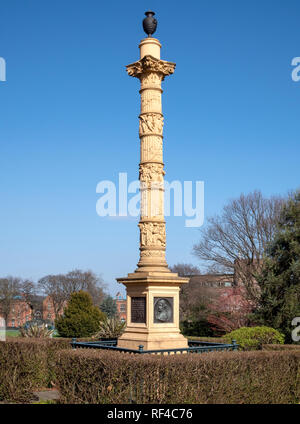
[56,348,300,404]
[180,319,214,337]
[0,338,71,402]
[19,323,54,338]
[223,326,285,350]
[94,317,126,339]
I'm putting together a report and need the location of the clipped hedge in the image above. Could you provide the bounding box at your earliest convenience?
[263,344,300,351]
[223,326,285,350]
[0,338,71,402]
[56,349,300,404]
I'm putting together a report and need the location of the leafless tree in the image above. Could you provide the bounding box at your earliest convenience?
[193,190,285,303]
[20,280,38,310]
[38,269,106,319]
[37,274,66,319]
[0,277,21,323]
[0,277,39,323]
[62,270,105,307]
[170,263,201,277]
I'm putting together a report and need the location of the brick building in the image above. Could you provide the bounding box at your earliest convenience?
[0,295,65,328]
[115,292,126,321]
[42,296,65,323]
[1,297,32,328]
[1,292,128,328]
[188,274,234,288]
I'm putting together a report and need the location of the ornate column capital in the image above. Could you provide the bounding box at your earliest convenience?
[126,55,176,80]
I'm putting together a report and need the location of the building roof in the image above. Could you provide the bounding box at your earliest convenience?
[189,274,234,281]
[188,274,234,287]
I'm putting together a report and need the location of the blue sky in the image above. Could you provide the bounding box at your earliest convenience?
[0,0,299,296]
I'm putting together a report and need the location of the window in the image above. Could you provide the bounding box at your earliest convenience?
[120,304,126,312]
[224,282,232,287]
[11,319,15,327]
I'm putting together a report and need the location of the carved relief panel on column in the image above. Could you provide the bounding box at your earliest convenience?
[139,113,164,136]
[139,163,165,184]
[138,222,166,248]
[139,163,164,219]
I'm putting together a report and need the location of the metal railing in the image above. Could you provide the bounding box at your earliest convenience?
[71,338,238,354]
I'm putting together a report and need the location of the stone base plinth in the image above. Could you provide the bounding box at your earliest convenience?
[117,331,188,351]
[116,270,189,351]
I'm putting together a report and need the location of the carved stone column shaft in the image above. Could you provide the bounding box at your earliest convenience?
[127,54,176,272]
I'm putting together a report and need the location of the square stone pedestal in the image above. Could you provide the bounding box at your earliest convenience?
[116,271,189,351]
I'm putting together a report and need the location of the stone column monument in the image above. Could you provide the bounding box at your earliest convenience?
[117,11,188,350]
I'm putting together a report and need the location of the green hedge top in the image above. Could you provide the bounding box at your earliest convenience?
[223,326,285,350]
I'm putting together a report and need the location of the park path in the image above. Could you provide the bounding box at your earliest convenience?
[32,388,60,403]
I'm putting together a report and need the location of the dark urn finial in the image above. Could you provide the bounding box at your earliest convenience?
[142,11,157,37]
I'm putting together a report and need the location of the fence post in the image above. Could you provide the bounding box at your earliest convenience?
[232,339,238,351]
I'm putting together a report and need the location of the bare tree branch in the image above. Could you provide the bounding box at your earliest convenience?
[0,277,22,323]
[38,269,106,319]
[193,191,284,303]
[169,263,201,277]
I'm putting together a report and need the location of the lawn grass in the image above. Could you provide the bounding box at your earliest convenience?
[187,335,226,343]
[4,330,20,337]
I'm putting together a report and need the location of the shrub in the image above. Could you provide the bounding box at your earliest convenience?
[94,317,126,339]
[19,323,54,338]
[56,348,300,404]
[55,291,105,338]
[223,326,285,350]
[180,319,214,337]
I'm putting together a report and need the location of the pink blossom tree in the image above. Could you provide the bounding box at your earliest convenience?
[207,287,254,334]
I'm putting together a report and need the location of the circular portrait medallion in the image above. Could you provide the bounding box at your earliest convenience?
[154,297,173,323]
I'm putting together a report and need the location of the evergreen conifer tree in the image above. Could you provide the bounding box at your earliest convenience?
[55,290,105,337]
[255,191,300,342]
